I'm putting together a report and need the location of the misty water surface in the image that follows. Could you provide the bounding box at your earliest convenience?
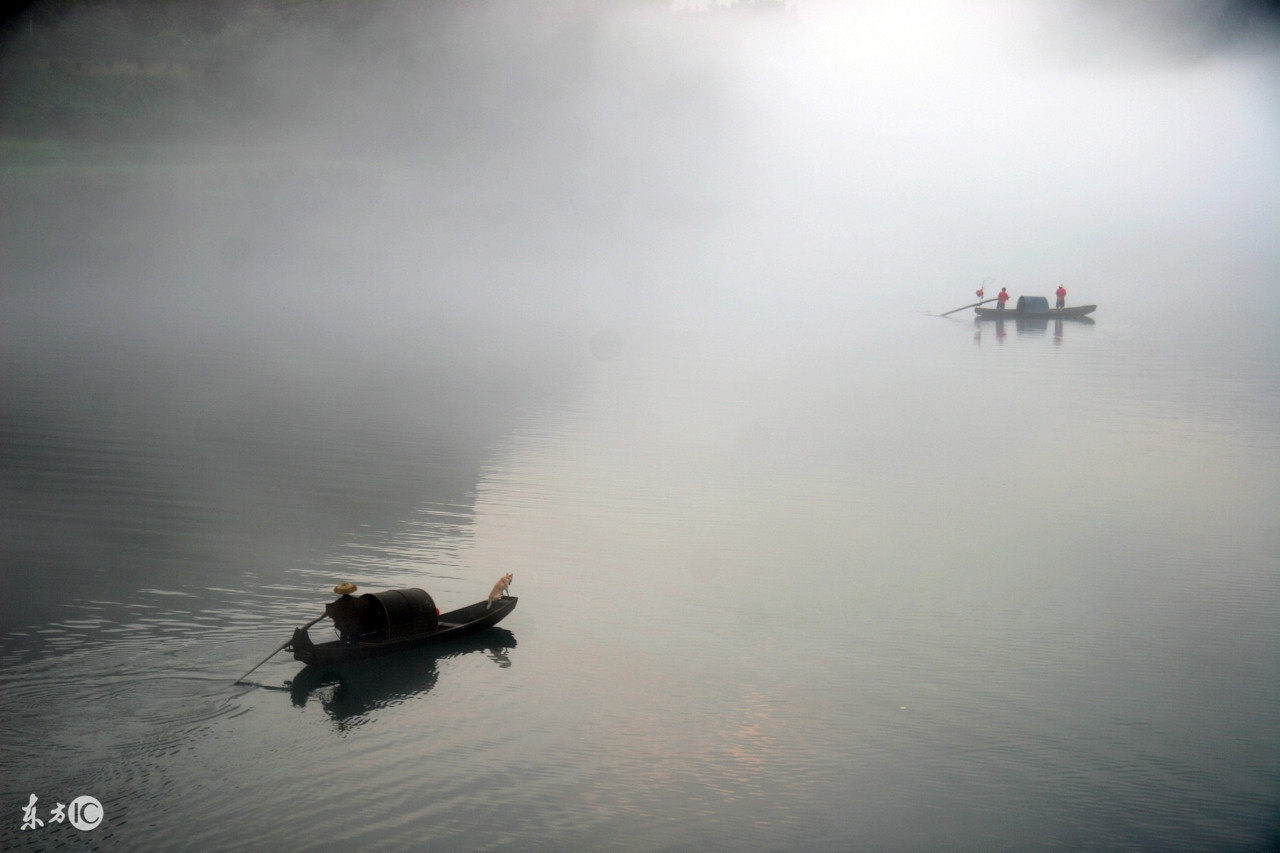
[2,3,1279,851]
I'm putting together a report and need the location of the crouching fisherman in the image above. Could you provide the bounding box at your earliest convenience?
[325,582,374,646]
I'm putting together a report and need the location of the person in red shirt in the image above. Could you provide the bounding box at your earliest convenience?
[996,287,1009,311]
[1055,284,1067,309]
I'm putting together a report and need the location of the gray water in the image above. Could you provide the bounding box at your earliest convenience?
[3,3,1280,851]
[3,289,1277,852]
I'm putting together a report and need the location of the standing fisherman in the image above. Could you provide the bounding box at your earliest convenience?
[996,287,1010,311]
[1055,283,1067,309]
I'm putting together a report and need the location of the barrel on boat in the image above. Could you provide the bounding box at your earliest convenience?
[326,587,438,641]
[364,588,438,639]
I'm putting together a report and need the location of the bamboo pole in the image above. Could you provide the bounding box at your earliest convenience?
[940,297,998,317]
[234,613,326,684]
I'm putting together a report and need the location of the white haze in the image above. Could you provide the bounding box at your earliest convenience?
[8,1,1280,350]
[270,2,1280,306]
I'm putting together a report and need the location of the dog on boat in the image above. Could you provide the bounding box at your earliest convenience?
[486,573,513,610]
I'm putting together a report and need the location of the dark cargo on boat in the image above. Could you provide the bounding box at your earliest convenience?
[325,587,439,643]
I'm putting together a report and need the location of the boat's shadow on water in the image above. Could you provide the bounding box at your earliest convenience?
[971,314,1095,345]
[285,628,516,725]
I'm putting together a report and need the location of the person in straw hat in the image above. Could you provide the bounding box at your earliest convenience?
[326,582,365,645]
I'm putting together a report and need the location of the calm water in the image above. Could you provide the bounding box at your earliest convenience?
[2,283,1277,852]
[3,3,1279,847]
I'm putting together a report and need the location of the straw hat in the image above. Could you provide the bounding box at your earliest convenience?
[333,582,358,595]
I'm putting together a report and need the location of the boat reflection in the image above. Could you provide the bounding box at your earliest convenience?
[974,314,1094,345]
[287,628,516,726]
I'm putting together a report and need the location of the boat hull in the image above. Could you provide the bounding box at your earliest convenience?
[975,305,1096,320]
[289,596,518,666]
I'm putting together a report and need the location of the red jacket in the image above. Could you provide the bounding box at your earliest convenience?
[997,291,1009,305]
[1056,286,1067,299]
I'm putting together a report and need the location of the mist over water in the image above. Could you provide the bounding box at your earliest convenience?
[3,2,1279,851]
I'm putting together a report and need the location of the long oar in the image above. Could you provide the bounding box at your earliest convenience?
[939,297,997,317]
[234,613,327,684]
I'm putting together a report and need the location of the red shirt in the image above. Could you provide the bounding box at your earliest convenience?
[997,291,1009,305]
[1056,286,1067,298]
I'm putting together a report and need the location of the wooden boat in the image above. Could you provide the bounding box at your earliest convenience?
[288,587,518,666]
[975,305,1095,319]
[975,295,1095,320]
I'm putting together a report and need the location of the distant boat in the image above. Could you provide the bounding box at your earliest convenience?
[975,295,1096,320]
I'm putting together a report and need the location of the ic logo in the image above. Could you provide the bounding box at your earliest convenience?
[68,796,103,831]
